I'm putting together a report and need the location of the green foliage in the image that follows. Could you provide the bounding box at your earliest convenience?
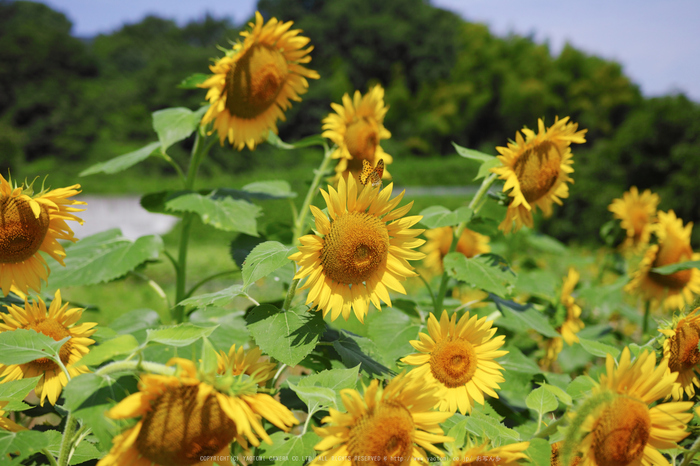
[0,329,69,366]
[444,253,516,297]
[242,242,297,290]
[419,205,473,228]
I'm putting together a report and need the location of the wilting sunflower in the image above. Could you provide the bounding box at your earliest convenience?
[289,176,425,322]
[311,373,452,465]
[0,290,95,406]
[571,348,692,466]
[659,308,700,399]
[421,226,490,275]
[625,210,700,311]
[98,358,298,466]
[0,175,85,296]
[0,401,24,432]
[323,84,393,183]
[216,344,275,386]
[446,440,530,465]
[199,11,319,150]
[401,310,507,415]
[608,186,660,252]
[491,117,587,233]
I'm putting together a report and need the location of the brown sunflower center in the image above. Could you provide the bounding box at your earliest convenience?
[321,211,389,285]
[550,441,582,466]
[429,337,478,388]
[345,117,379,165]
[669,323,700,372]
[225,44,289,119]
[592,397,651,466]
[136,385,237,466]
[648,236,694,290]
[0,196,50,264]
[23,318,72,369]
[347,400,414,466]
[512,140,561,204]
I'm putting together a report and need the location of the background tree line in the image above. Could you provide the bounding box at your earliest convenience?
[1,0,698,243]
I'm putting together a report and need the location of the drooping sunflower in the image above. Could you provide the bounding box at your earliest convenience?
[421,226,490,275]
[0,290,96,406]
[625,210,700,311]
[310,373,453,466]
[98,358,298,466]
[446,440,530,465]
[659,308,700,399]
[289,175,425,323]
[608,186,660,252]
[323,84,393,183]
[216,344,276,386]
[491,117,587,233]
[401,310,507,415]
[571,348,692,466]
[199,11,319,150]
[0,175,85,296]
[0,401,24,432]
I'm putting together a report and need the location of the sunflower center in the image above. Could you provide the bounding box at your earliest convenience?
[345,117,379,164]
[0,196,50,264]
[23,318,72,369]
[648,236,694,290]
[136,385,237,466]
[321,211,389,285]
[592,397,651,466]
[429,337,478,388]
[550,441,582,466]
[225,44,289,119]
[347,400,414,465]
[669,323,700,372]
[629,206,650,239]
[513,141,561,204]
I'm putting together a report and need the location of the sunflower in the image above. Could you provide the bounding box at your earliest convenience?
[659,308,700,400]
[0,290,96,406]
[199,11,319,150]
[323,84,393,183]
[550,441,581,466]
[98,358,298,466]
[608,186,660,252]
[401,310,507,415]
[310,373,453,466]
[421,226,490,275]
[0,175,85,296]
[571,348,692,466]
[216,344,276,386]
[542,270,586,370]
[289,175,425,323]
[447,440,530,465]
[491,117,587,233]
[0,401,24,432]
[625,210,700,311]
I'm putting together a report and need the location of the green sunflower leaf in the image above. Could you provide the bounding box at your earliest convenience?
[257,431,322,466]
[247,304,325,367]
[444,253,515,297]
[578,338,620,359]
[267,130,326,150]
[242,241,297,291]
[651,260,700,275]
[295,366,360,412]
[475,157,502,180]
[178,73,209,89]
[77,334,139,367]
[526,438,552,466]
[178,285,247,309]
[189,307,250,351]
[332,331,392,377]
[0,376,41,412]
[287,381,337,414]
[418,205,473,229]
[526,386,558,416]
[566,375,597,400]
[452,142,495,162]
[152,106,208,152]
[367,311,422,368]
[499,307,560,338]
[243,180,298,199]
[46,229,163,289]
[165,192,261,236]
[0,329,69,366]
[79,141,161,177]
[0,430,53,464]
[146,323,218,347]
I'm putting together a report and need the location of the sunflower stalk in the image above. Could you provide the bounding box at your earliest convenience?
[434,172,498,313]
[680,435,700,466]
[57,413,78,466]
[173,130,216,323]
[95,359,176,377]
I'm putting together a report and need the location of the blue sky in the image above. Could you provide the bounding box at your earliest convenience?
[39,0,700,101]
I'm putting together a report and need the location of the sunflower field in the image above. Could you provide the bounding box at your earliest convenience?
[2,8,700,466]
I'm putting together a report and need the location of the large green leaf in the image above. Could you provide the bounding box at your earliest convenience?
[418,205,473,229]
[0,376,41,411]
[189,307,250,351]
[146,323,217,347]
[526,438,552,466]
[0,329,68,366]
[47,229,163,289]
[257,431,321,466]
[178,285,247,308]
[526,233,568,254]
[295,366,360,412]
[526,386,558,417]
[500,307,560,338]
[242,241,296,291]
[367,311,422,367]
[452,142,496,162]
[287,381,337,414]
[166,193,261,236]
[79,142,160,176]
[578,338,620,359]
[78,334,139,367]
[444,253,515,296]
[462,412,521,446]
[178,73,209,89]
[652,260,700,275]
[247,304,325,366]
[331,331,392,377]
[0,430,53,464]
[152,106,207,152]
[243,180,298,199]
[566,375,597,400]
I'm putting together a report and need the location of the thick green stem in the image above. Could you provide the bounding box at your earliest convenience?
[642,300,651,337]
[530,415,566,440]
[95,359,176,377]
[42,449,59,466]
[173,132,216,323]
[57,414,78,466]
[282,144,333,311]
[434,173,498,313]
